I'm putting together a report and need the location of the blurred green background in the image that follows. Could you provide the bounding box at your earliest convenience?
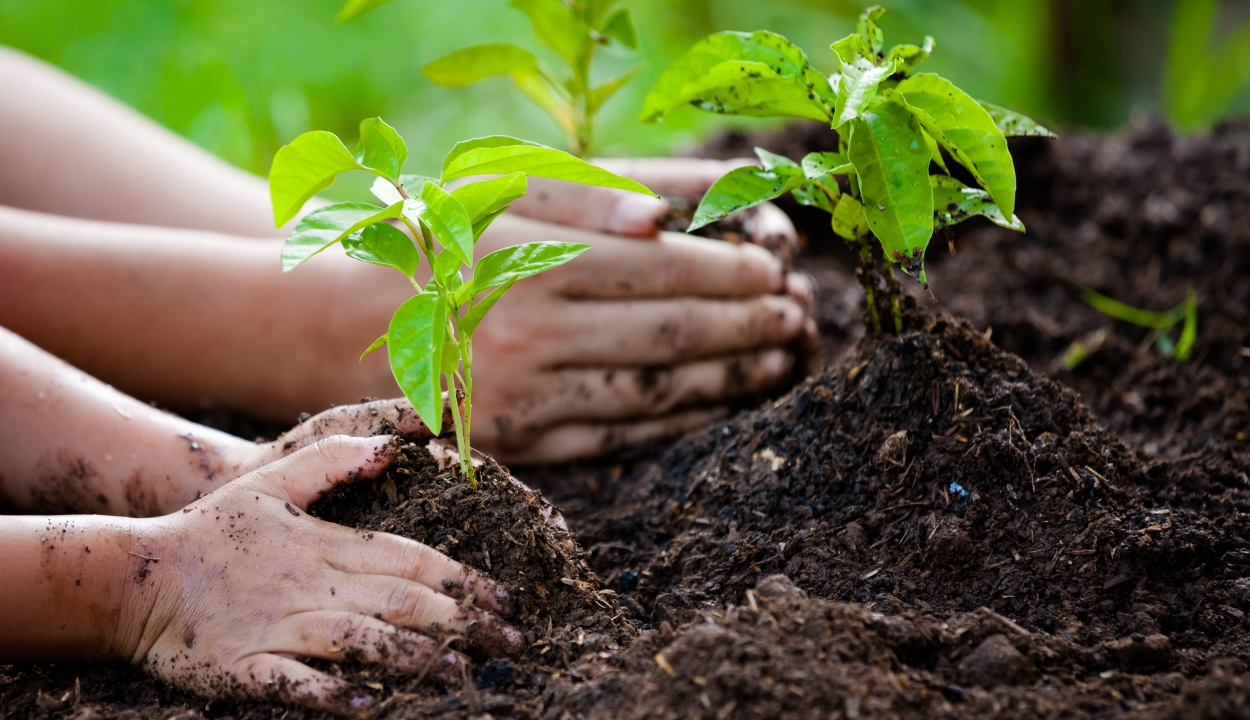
[3,0,1249,181]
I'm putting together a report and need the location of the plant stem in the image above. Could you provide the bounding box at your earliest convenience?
[446,374,474,487]
[850,236,882,334]
[883,265,904,334]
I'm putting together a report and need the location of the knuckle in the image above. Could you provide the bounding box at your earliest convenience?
[311,435,361,466]
[384,584,431,624]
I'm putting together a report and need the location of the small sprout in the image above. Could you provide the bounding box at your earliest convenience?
[269,118,654,485]
[338,0,641,157]
[641,6,1054,334]
[1081,287,1199,362]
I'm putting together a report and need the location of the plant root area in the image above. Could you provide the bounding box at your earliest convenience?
[4,119,1250,719]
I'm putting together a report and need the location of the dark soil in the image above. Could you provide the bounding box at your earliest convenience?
[4,119,1250,719]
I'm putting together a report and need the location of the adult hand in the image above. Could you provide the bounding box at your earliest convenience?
[129,435,520,713]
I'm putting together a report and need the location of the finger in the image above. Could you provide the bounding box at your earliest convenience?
[538,295,806,365]
[225,652,373,716]
[746,201,800,262]
[328,575,524,656]
[509,177,669,238]
[503,407,729,465]
[321,526,511,614]
[274,611,465,683]
[506,349,794,427]
[594,157,756,201]
[786,272,815,311]
[546,229,785,299]
[268,398,455,459]
[247,435,399,509]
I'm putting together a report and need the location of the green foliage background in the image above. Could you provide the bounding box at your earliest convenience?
[4,0,1249,182]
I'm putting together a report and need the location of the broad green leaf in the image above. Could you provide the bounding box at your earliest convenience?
[896,74,1016,217]
[801,151,853,179]
[343,222,419,276]
[337,0,395,22]
[269,131,363,227]
[674,61,832,123]
[848,101,934,279]
[423,44,539,87]
[857,5,887,54]
[510,0,589,67]
[978,101,1057,138]
[461,278,516,335]
[885,36,935,76]
[920,127,949,173]
[417,182,475,267]
[832,57,897,128]
[400,174,439,193]
[441,342,462,373]
[831,34,873,65]
[641,30,826,123]
[588,66,644,115]
[690,165,807,231]
[931,176,1024,232]
[1176,288,1198,361]
[472,207,509,241]
[370,176,404,206]
[433,247,463,283]
[601,8,637,49]
[353,117,407,182]
[755,147,798,170]
[452,173,528,222]
[388,292,447,435]
[442,144,654,196]
[832,194,870,240]
[359,333,388,361]
[473,241,590,289]
[281,201,402,272]
[792,182,836,213]
[441,135,542,175]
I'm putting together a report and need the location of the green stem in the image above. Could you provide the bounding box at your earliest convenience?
[446,375,474,487]
[883,264,904,334]
[850,236,882,334]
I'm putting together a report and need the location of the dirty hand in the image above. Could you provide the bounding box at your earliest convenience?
[123,436,520,713]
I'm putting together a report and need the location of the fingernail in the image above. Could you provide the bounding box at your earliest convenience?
[349,692,376,710]
[493,586,514,616]
[365,434,396,450]
[432,651,465,684]
[781,303,805,335]
[761,349,790,377]
[609,193,668,235]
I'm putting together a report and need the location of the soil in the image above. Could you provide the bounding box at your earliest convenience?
[4,118,1250,719]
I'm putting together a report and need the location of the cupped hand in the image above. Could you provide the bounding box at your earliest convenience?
[130,435,521,714]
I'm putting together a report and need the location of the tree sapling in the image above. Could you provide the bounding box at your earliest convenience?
[640,6,1055,334]
[269,117,654,485]
[1071,287,1199,364]
[338,0,641,157]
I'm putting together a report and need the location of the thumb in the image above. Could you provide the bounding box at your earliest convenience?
[246,435,399,510]
[508,176,669,238]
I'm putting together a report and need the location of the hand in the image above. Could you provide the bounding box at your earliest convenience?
[128,435,521,714]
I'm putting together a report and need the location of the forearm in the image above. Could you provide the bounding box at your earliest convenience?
[0,205,407,426]
[0,514,159,661]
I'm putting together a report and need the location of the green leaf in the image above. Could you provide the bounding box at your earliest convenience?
[885,36,935,76]
[920,127,949,173]
[460,278,516,336]
[673,60,832,123]
[601,8,637,49]
[510,0,589,67]
[343,222,419,276]
[353,117,407,182]
[831,34,873,65]
[388,292,447,435]
[416,182,475,267]
[792,182,836,213]
[832,57,897,129]
[452,173,528,223]
[473,241,590,289]
[832,194,870,241]
[472,207,509,241]
[433,247,462,284]
[801,151,853,179]
[848,101,934,279]
[441,342,462,374]
[281,201,402,272]
[511,71,578,136]
[755,147,798,170]
[1176,288,1198,361]
[641,30,829,123]
[588,66,643,115]
[269,131,363,227]
[441,136,541,175]
[895,74,1016,217]
[336,0,395,22]
[978,101,1057,138]
[689,165,807,231]
[442,143,654,196]
[423,44,539,87]
[931,176,1024,232]
[1080,290,1182,329]
[857,5,887,54]
[359,333,388,361]
[370,176,404,206]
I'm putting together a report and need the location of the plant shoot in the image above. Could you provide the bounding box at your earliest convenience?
[1081,288,1199,361]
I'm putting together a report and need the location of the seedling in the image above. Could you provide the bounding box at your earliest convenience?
[1076,288,1199,363]
[269,118,653,484]
[641,6,1054,334]
[338,0,641,157]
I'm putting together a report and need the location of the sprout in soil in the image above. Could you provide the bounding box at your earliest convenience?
[338,0,641,158]
[1073,287,1199,364]
[640,5,1056,335]
[268,118,654,485]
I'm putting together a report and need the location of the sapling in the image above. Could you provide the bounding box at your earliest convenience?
[337,0,641,157]
[640,6,1055,334]
[268,117,654,485]
[1073,288,1199,364]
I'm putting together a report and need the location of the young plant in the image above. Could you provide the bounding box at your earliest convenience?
[269,117,654,485]
[338,0,641,157]
[1080,287,1199,362]
[640,6,1055,334]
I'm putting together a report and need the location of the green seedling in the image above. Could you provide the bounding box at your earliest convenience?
[338,0,641,157]
[1080,287,1199,362]
[269,117,653,485]
[641,6,1054,334]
